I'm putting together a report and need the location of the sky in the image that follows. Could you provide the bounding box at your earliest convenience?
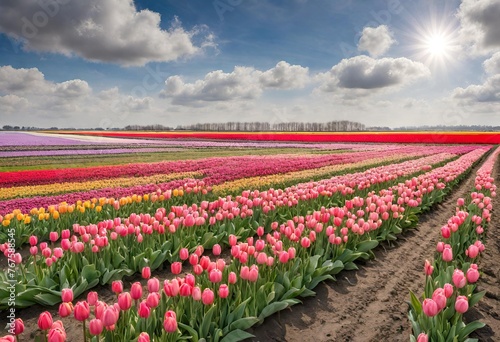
[0,0,498,129]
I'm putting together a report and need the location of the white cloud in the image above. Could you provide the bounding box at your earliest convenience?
[457,0,500,55]
[0,94,29,112]
[161,61,310,106]
[318,55,430,92]
[0,0,214,66]
[452,74,500,103]
[357,25,396,57]
[0,66,46,94]
[483,52,500,74]
[258,61,309,89]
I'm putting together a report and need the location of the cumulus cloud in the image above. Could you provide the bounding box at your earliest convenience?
[452,75,500,103]
[0,94,29,112]
[318,55,430,92]
[258,61,309,89]
[0,0,214,66]
[357,25,396,57]
[457,0,500,55]
[161,61,310,106]
[483,52,500,74]
[0,66,46,93]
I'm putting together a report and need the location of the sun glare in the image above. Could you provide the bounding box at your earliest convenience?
[425,33,448,56]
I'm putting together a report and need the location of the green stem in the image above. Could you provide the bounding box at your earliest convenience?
[82,319,87,342]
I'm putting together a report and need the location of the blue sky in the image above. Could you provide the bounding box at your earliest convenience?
[0,0,498,129]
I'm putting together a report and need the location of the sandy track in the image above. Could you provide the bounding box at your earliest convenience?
[247,159,498,342]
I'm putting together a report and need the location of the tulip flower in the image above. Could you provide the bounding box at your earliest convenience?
[212,243,222,256]
[89,318,103,336]
[14,318,24,336]
[58,302,73,318]
[138,332,151,342]
[47,327,66,342]
[141,266,151,279]
[164,310,178,333]
[424,260,433,276]
[38,311,53,330]
[219,284,229,299]
[179,248,189,260]
[452,269,466,289]
[118,292,132,311]
[147,278,160,293]
[422,298,439,317]
[111,280,123,295]
[171,262,182,275]
[131,282,143,301]
[455,295,469,314]
[138,300,151,318]
[202,288,215,305]
[61,288,73,303]
[417,333,429,342]
[74,301,90,321]
[87,291,98,306]
[466,267,480,283]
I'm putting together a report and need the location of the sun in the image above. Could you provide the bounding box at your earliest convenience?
[425,33,448,56]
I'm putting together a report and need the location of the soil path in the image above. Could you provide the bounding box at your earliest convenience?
[246,158,499,342]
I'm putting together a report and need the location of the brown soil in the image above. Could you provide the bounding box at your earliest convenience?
[245,159,500,342]
[2,159,499,341]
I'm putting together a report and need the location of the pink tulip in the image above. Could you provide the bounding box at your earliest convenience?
[47,327,66,342]
[38,311,53,330]
[229,234,237,246]
[417,333,429,342]
[228,271,237,284]
[213,244,222,256]
[89,319,103,336]
[148,278,160,293]
[179,248,189,260]
[101,307,119,327]
[14,318,24,336]
[61,288,73,303]
[49,232,59,242]
[466,245,479,258]
[138,332,151,342]
[192,286,202,301]
[164,310,177,333]
[248,265,259,282]
[146,292,160,308]
[73,301,90,321]
[58,302,73,318]
[29,235,38,246]
[189,253,199,266]
[141,266,151,279]
[436,241,444,253]
[442,247,453,262]
[455,295,469,314]
[202,288,215,305]
[422,298,439,317]
[300,237,311,248]
[138,301,151,318]
[452,269,467,288]
[218,284,229,299]
[171,262,182,275]
[443,283,453,298]
[209,269,223,283]
[30,246,38,255]
[131,282,143,300]
[466,267,480,283]
[86,291,98,306]
[118,292,132,310]
[424,260,433,276]
[432,288,447,311]
[111,280,123,295]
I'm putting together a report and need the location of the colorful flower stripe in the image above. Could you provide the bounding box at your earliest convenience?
[0,171,203,200]
[0,147,429,188]
[408,147,498,341]
[0,178,207,217]
[0,147,486,313]
[0,132,99,146]
[212,152,429,195]
[0,148,177,158]
[56,130,500,144]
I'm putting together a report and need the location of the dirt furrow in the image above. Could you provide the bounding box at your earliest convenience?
[247,160,485,342]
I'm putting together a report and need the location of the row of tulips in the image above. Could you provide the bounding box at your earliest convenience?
[0,148,457,246]
[0,147,436,216]
[408,146,498,342]
[0,147,488,310]
[1,148,423,188]
[2,147,490,340]
[0,171,203,201]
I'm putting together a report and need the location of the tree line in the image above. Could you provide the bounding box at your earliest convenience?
[175,120,365,132]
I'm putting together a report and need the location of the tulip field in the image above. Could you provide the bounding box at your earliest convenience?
[0,131,498,342]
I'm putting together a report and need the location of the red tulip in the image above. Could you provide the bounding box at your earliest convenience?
[29,235,38,246]
[38,311,53,330]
